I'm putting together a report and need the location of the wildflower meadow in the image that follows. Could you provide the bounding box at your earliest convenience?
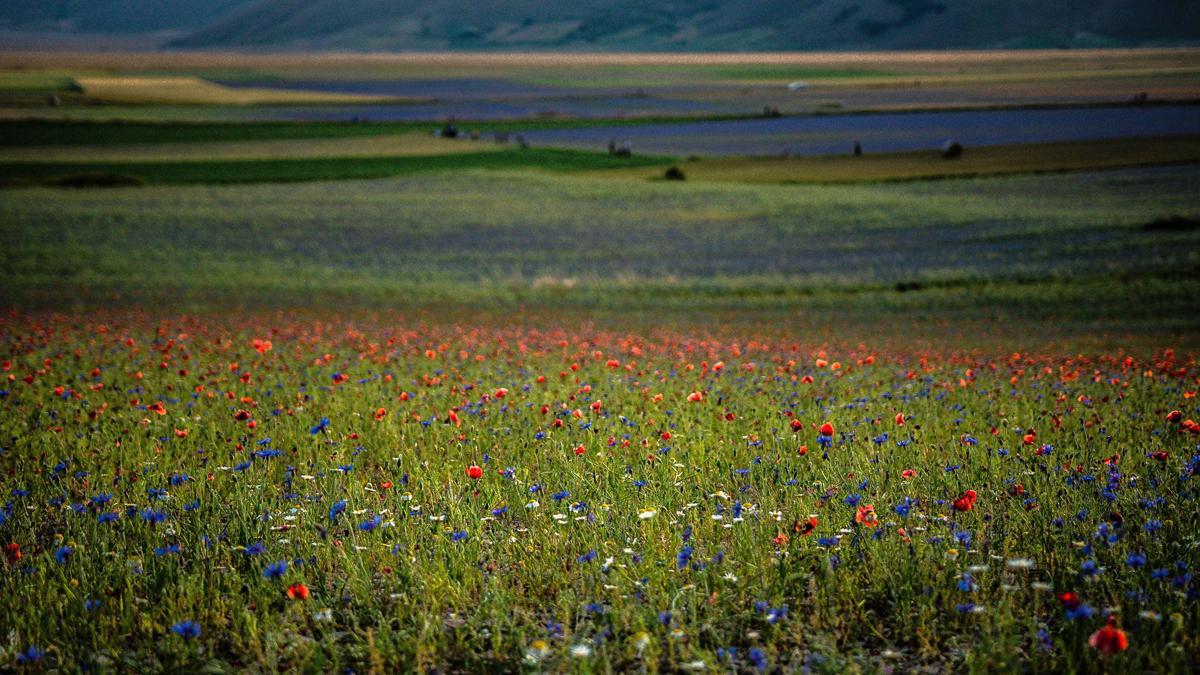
[0,312,1196,671]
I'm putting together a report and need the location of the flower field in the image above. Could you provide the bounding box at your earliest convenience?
[0,312,1196,671]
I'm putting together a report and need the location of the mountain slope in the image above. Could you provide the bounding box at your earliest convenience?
[0,0,252,34]
[3,0,1198,50]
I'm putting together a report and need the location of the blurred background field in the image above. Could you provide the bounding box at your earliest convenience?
[1,10,1200,672]
[0,48,1198,350]
[3,163,1198,350]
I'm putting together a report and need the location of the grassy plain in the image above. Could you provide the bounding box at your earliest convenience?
[2,166,1197,346]
[1,134,1196,187]
[602,136,1200,184]
[0,133,506,162]
[2,49,1198,121]
[1,49,1199,674]
[72,76,417,106]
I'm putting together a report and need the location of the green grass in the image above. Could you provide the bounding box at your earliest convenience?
[0,116,759,148]
[0,307,1196,671]
[0,105,1199,672]
[0,148,670,186]
[2,166,1198,345]
[0,71,86,92]
[599,136,1200,184]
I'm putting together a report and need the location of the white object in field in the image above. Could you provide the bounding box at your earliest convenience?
[787,81,808,92]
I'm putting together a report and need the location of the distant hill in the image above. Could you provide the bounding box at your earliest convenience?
[0,0,249,35]
[2,0,1198,51]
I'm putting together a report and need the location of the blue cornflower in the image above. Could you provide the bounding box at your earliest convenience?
[359,515,383,532]
[54,545,73,563]
[154,544,180,556]
[329,498,346,522]
[16,646,44,664]
[1126,552,1147,568]
[310,417,330,435]
[85,599,102,611]
[748,647,767,670]
[1080,559,1102,577]
[140,508,167,523]
[1065,603,1095,620]
[171,620,201,639]
[676,545,693,570]
[578,550,597,564]
[244,542,266,556]
[450,531,468,542]
[263,560,288,579]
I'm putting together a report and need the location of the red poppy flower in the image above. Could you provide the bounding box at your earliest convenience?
[374,407,387,421]
[573,444,586,456]
[687,391,704,402]
[901,469,918,480]
[234,409,251,421]
[854,504,879,527]
[793,516,818,536]
[1088,617,1128,656]
[790,419,803,432]
[286,583,310,600]
[953,496,973,512]
[147,401,166,416]
[465,465,483,480]
[1166,410,1182,423]
[4,542,19,563]
[1058,591,1081,609]
[819,422,835,436]
[895,413,905,426]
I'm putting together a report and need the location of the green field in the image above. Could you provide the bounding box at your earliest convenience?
[3,166,1198,347]
[2,49,1200,673]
